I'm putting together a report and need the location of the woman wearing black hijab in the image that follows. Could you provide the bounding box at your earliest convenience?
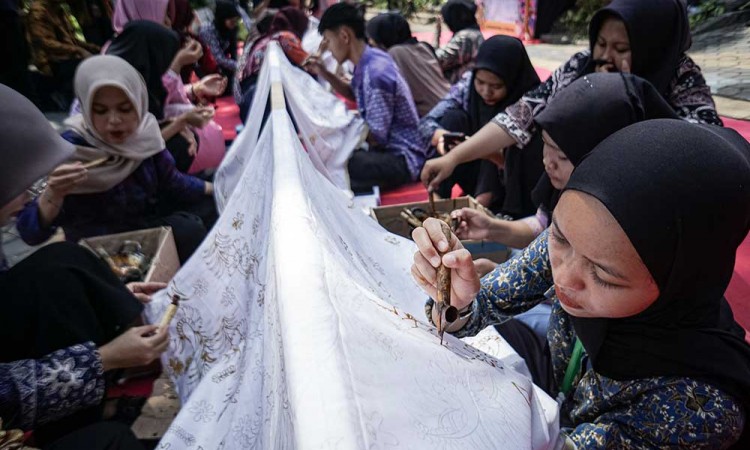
[436,0,484,83]
[412,119,750,448]
[0,84,168,449]
[420,35,542,218]
[453,71,679,254]
[366,12,449,117]
[421,0,723,193]
[198,0,241,87]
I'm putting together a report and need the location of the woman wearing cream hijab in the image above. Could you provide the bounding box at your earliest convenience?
[16,55,214,263]
[0,83,168,449]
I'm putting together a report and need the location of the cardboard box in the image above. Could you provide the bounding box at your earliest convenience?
[79,227,180,284]
[371,196,510,263]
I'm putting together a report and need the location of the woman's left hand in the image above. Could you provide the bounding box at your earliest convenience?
[196,74,227,99]
[127,282,168,304]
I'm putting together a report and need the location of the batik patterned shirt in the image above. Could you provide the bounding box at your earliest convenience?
[0,342,105,430]
[351,46,429,180]
[491,50,724,147]
[426,230,745,449]
[436,28,484,84]
[199,23,238,72]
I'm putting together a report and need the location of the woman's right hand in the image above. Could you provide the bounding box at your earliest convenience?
[172,39,203,71]
[420,155,456,192]
[181,106,213,128]
[411,218,480,311]
[98,325,169,372]
[43,163,88,202]
[451,207,492,240]
[431,129,447,147]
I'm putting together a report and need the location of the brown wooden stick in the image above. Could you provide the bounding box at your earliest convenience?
[81,156,110,169]
[436,221,458,344]
[159,295,181,329]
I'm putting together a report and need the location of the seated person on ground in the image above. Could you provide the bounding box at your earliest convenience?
[16,56,214,264]
[0,83,168,450]
[26,0,101,109]
[420,35,542,216]
[306,3,429,192]
[237,7,311,123]
[366,12,449,117]
[436,0,484,84]
[413,119,750,448]
[455,72,680,276]
[421,0,723,193]
[199,0,242,90]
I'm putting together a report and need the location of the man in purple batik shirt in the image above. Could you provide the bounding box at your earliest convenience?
[305,3,429,192]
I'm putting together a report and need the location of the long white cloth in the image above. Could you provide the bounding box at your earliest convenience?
[146,43,557,449]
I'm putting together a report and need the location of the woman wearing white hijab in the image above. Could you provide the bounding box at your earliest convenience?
[16,55,214,263]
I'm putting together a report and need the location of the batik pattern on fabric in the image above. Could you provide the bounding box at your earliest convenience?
[0,342,105,430]
[427,230,746,448]
[144,43,557,448]
[492,51,723,147]
[436,28,485,84]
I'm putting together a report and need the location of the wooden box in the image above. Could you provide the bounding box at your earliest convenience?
[371,196,510,263]
[79,226,180,284]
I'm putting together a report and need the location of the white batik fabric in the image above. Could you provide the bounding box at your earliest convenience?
[145,43,559,450]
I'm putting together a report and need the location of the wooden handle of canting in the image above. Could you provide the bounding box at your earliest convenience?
[159,304,178,329]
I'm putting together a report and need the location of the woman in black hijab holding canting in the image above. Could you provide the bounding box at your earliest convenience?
[412,119,750,448]
[420,35,543,218]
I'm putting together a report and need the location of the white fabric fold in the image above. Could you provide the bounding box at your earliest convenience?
[146,42,557,449]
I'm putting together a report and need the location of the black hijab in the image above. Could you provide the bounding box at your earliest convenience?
[214,0,241,58]
[585,0,691,94]
[467,35,539,135]
[106,20,180,120]
[531,72,678,214]
[564,119,750,447]
[366,12,415,50]
[440,0,479,33]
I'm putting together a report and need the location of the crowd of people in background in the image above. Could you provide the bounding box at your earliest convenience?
[1,0,750,448]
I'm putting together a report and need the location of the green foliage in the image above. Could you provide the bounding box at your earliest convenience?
[688,0,726,28]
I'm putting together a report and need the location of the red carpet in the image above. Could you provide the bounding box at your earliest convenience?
[413,29,539,47]
[213,96,241,142]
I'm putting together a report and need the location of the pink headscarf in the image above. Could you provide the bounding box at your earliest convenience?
[112,0,173,33]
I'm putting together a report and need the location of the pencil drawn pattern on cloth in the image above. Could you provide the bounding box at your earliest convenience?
[145,43,557,449]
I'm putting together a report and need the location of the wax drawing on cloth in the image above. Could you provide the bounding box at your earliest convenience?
[145,43,558,449]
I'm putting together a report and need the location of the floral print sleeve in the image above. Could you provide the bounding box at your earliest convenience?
[418,71,472,142]
[0,342,105,430]
[668,55,723,126]
[491,51,588,147]
[436,29,484,84]
[199,24,238,72]
[425,229,554,337]
[566,375,745,449]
